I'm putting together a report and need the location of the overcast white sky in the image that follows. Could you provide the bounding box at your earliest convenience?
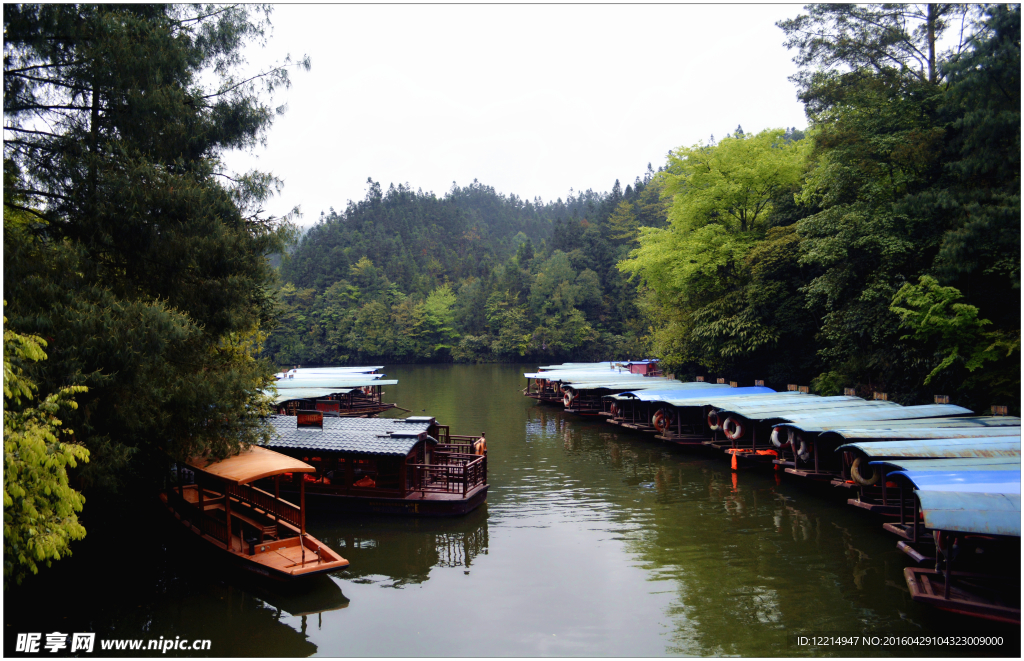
[223,4,810,225]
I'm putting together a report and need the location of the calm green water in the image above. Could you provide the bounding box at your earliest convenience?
[4,364,1016,657]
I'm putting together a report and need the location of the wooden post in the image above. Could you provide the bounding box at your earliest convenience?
[943,535,953,600]
[300,477,306,535]
[274,474,281,526]
[913,497,919,543]
[225,485,233,551]
[197,477,204,530]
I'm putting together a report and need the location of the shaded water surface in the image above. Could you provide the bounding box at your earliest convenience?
[5,365,1016,656]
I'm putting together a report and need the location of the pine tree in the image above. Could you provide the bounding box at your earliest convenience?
[4,5,306,496]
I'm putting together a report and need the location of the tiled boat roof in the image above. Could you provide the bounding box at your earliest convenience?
[265,415,435,456]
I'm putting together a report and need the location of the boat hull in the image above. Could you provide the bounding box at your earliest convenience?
[159,492,349,582]
[282,485,489,517]
[904,567,1020,624]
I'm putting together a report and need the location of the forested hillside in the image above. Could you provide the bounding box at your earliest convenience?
[267,170,670,364]
[267,4,1019,415]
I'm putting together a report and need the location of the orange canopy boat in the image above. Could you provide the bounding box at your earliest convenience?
[160,445,349,580]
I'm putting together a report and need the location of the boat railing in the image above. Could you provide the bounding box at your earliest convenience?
[408,455,486,496]
[226,482,302,529]
[436,441,474,455]
[167,487,229,543]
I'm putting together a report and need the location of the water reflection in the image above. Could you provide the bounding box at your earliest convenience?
[511,395,984,656]
[306,507,488,587]
[249,575,350,617]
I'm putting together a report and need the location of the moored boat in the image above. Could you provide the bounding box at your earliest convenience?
[160,446,350,580]
[271,366,400,417]
[262,414,488,516]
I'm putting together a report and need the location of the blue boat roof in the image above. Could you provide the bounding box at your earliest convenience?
[914,491,1021,537]
[821,419,1021,441]
[613,385,774,400]
[773,405,974,429]
[892,469,1021,494]
[836,436,1021,459]
[869,456,1021,472]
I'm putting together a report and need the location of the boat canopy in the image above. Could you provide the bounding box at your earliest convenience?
[523,370,657,381]
[265,414,439,457]
[277,366,383,379]
[536,362,619,371]
[868,456,1021,472]
[891,469,1021,494]
[887,462,1022,536]
[835,436,1022,459]
[913,491,1021,537]
[611,391,812,408]
[187,446,315,485]
[556,378,678,390]
[771,405,975,430]
[269,387,355,403]
[270,430,437,456]
[609,385,768,401]
[273,378,395,390]
[822,421,1021,442]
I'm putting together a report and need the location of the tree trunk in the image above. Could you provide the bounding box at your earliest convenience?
[927,4,937,84]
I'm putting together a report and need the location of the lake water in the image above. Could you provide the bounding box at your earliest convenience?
[4,364,1016,657]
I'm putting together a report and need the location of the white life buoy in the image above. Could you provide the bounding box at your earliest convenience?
[722,416,745,440]
[563,390,574,407]
[773,426,797,449]
[707,409,721,431]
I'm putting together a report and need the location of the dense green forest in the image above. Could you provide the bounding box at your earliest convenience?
[3,4,1019,586]
[268,171,671,364]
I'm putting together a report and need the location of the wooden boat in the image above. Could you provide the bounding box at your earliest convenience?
[276,386,398,418]
[160,446,349,580]
[271,367,400,417]
[263,414,488,516]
